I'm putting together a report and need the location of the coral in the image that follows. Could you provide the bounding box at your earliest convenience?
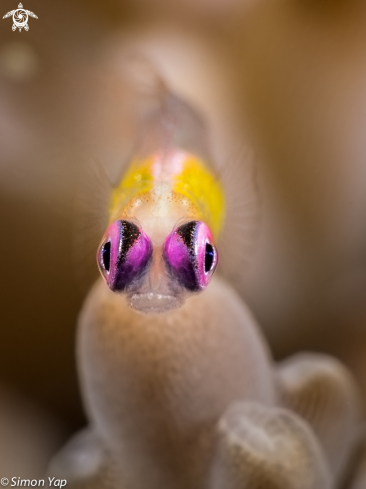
[210,402,331,489]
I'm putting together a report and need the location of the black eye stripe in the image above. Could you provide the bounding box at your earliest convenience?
[176,221,198,255]
[117,220,141,266]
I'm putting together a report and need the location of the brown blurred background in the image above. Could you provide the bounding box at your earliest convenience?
[1,0,366,475]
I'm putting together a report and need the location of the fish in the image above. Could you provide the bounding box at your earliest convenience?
[92,58,259,314]
[97,145,223,313]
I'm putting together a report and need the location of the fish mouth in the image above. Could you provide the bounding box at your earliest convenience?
[128,292,184,314]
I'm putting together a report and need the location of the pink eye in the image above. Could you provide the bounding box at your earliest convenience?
[97,220,152,292]
[163,220,218,292]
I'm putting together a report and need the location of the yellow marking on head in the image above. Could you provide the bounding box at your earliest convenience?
[109,158,154,221]
[173,155,225,237]
[109,152,225,237]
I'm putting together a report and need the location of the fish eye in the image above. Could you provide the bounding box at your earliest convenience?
[102,241,111,272]
[97,220,152,292]
[163,220,218,292]
[205,242,215,273]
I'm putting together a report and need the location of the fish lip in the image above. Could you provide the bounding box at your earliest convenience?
[128,292,184,314]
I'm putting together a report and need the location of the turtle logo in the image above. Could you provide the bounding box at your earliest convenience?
[3,3,38,32]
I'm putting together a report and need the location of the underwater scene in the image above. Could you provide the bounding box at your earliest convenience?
[1,0,366,488]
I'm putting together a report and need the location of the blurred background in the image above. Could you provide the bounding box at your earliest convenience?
[1,0,366,476]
